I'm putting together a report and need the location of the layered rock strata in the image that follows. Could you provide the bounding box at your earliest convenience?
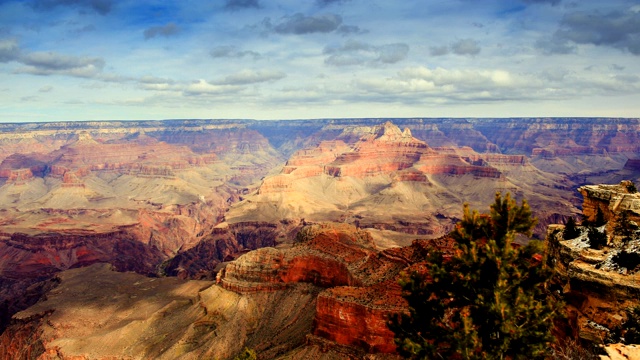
[0,263,320,360]
[578,181,640,226]
[217,223,449,356]
[546,182,640,345]
[228,121,578,240]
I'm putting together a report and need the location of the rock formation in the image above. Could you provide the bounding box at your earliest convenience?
[0,263,319,360]
[546,181,640,348]
[578,181,640,226]
[2,117,640,357]
[0,223,454,358]
[227,121,578,239]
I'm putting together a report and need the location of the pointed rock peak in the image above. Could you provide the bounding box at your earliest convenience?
[381,121,403,136]
[375,121,415,142]
[73,131,98,145]
[336,121,420,144]
[376,121,402,139]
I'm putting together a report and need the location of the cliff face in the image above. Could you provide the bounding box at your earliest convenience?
[0,125,284,334]
[0,224,436,359]
[0,263,320,360]
[472,118,640,155]
[2,118,640,357]
[214,223,447,356]
[578,181,640,225]
[227,121,578,240]
[546,181,640,346]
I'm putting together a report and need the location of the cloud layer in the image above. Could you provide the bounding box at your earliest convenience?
[0,0,638,121]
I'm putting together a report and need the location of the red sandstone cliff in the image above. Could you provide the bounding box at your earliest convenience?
[229,121,577,241]
[214,223,448,356]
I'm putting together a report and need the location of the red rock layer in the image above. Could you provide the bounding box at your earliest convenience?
[261,122,504,191]
[217,223,454,355]
[45,134,218,182]
[313,280,404,353]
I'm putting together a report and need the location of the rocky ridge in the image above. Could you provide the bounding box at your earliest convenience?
[0,223,450,359]
[227,121,578,239]
[546,181,640,347]
[2,117,640,357]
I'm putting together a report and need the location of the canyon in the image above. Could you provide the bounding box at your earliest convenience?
[0,117,639,358]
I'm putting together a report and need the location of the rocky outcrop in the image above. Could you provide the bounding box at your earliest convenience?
[218,223,377,292]
[162,220,293,280]
[214,223,448,355]
[229,120,579,240]
[546,182,640,345]
[578,181,640,225]
[0,263,320,360]
[313,280,404,354]
[0,221,435,359]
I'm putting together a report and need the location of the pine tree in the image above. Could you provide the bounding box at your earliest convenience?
[390,193,560,360]
[594,207,606,227]
[562,216,581,240]
[587,226,608,249]
[614,210,637,245]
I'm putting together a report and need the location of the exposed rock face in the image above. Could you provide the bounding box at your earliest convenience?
[546,182,640,345]
[2,117,640,357]
[214,223,447,356]
[162,220,292,280]
[1,223,436,359]
[218,223,377,292]
[0,263,320,360]
[472,118,640,155]
[578,181,640,225]
[0,124,284,334]
[312,281,404,354]
[228,121,578,240]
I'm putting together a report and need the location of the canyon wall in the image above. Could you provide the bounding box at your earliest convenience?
[1,118,640,357]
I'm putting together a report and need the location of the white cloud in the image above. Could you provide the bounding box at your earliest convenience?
[183,80,245,96]
[216,69,286,85]
[323,39,409,66]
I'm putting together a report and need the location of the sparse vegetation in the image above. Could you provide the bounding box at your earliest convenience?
[594,207,607,227]
[622,306,640,344]
[611,250,640,273]
[233,348,257,360]
[614,210,637,245]
[626,181,638,194]
[551,338,601,360]
[587,226,608,249]
[295,225,321,243]
[390,193,559,359]
[563,217,581,240]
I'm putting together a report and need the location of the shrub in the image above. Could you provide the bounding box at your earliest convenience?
[234,348,257,360]
[551,338,600,360]
[594,207,607,227]
[587,226,607,249]
[623,306,640,344]
[563,217,581,240]
[614,210,637,245]
[612,250,640,272]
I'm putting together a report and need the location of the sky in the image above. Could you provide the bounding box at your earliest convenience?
[0,0,639,122]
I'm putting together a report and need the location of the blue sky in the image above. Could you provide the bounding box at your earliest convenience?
[0,0,639,122]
